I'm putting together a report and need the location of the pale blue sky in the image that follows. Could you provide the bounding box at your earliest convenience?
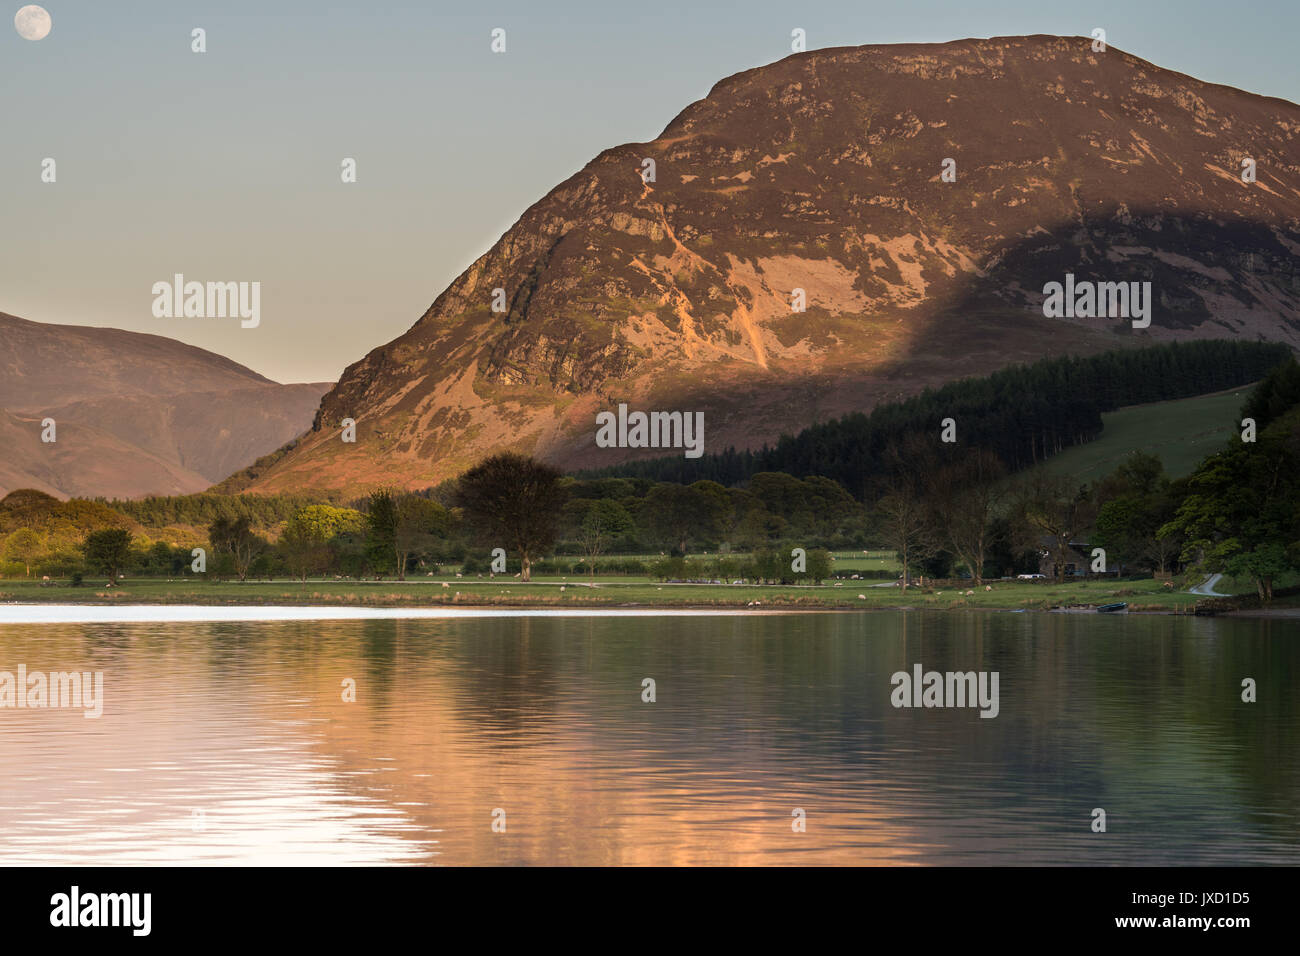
[3,0,1296,383]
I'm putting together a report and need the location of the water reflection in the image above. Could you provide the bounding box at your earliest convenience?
[0,612,1296,865]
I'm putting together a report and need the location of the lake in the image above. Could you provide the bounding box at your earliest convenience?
[1,608,1296,865]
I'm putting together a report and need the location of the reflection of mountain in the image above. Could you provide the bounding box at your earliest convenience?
[0,312,330,499]
[300,613,1300,865]
[222,36,1300,498]
[5,614,1293,864]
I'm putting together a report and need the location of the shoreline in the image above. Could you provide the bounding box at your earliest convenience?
[0,598,1259,623]
[3,576,1291,619]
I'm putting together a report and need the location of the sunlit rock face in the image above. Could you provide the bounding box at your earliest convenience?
[225,36,1300,498]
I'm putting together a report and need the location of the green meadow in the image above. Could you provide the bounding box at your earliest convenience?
[0,573,1204,612]
[1039,386,1249,484]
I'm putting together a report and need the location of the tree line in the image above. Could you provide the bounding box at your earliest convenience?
[2,460,864,584]
[580,340,1291,496]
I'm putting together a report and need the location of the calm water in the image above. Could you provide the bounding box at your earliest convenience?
[1,609,1297,865]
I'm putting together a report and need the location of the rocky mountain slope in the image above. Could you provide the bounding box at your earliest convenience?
[221,35,1300,497]
[0,313,331,498]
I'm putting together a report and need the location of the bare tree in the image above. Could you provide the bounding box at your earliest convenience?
[926,448,1006,585]
[875,478,938,591]
[209,515,262,582]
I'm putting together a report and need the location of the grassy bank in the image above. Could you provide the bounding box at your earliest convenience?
[0,574,1205,612]
[1038,386,1249,484]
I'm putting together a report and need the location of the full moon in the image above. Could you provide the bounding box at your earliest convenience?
[14,5,52,41]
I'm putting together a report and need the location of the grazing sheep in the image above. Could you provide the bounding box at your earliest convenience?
[441,582,450,588]
[858,594,867,600]
[985,585,992,591]
[966,589,974,596]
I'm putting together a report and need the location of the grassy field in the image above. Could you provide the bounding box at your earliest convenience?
[680,550,900,574]
[1040,386,1250,484]
[0,574,1206,612]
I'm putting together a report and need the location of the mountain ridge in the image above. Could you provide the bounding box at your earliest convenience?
[218,35,1300,497]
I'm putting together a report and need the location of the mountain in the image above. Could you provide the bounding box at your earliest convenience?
[220,35,1300,498]
[0,408,211,500]
[0,313,331,499]
[0,312,276,409]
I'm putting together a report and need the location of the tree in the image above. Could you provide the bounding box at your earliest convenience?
[208,515,262,582]
[394,495,449,580]
[874,481,936,590]
[281,504,362,582]
[804,547,833,584]
[453,453,567,581]
[1091,452,1181,574]
[364,490,399,578]
[566,498,633,584]
[1224,543,1292,602]
[925,448,1005,584]
[642,483,729,555]
[1161,409,1300,601]
[83,528,132,584]
[726,489,785,550]
[1240,357,1300,430]
[1015,471,1097,583]
[873,439,940,590]
[4,528,44,578]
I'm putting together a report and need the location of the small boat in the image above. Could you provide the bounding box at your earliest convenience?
[1096,602,1128,613]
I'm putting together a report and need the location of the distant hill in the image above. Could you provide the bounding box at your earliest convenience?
[0,409,208,500]
[0,312,331,499]
[0,312,273,408]
[220,35,1300,499]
